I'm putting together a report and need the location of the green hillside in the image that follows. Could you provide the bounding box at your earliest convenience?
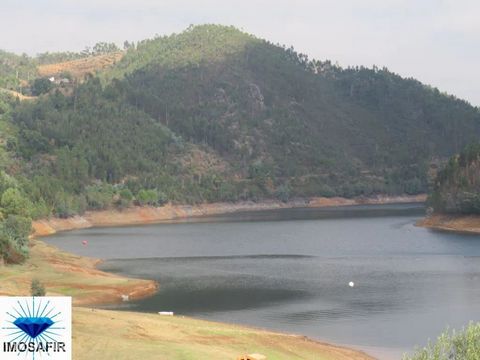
[429,142,480,214]
[0,50,37,90]
[0,24,480,262]
[106,25,479,196]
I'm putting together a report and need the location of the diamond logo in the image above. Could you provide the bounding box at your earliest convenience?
[0,297,72,360]
[13,317,53,339]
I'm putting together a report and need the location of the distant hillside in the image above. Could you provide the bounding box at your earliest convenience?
[429,143,480,214]
[104,25,479,194]
[2,24,480,221]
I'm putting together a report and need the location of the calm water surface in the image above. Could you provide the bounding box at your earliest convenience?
[44,204,480,359]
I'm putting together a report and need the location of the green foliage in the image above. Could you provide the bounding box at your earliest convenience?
[31,78,53,96]
[31,279,46,297]
[116,188,134,209]
[428,142,480,214]
[0,215,31,264]
[85,183,115,210]
[103,25,477,198]
[1,188,32,217]
[275,183,291,203]
[136,189,166,206]
[54,192,87,218]
[0,50,37,90]
[404,323,480,360]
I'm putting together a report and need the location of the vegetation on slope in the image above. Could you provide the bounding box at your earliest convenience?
[428,142,480,214]
[1,24,480,263]
[0,93,34,264]
[105,25,480,197]
[0,50,37,90]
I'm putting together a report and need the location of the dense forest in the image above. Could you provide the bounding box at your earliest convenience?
[429,142,480,214]
[1,24,480,263]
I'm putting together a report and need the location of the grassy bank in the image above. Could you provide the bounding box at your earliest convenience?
[73,307,374,360]
[0,239,157,305]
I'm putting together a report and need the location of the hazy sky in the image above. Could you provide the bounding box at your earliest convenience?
[1,0,479,106]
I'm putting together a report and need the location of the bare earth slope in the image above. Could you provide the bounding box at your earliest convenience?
[417,214,480,234]
[38,52,123,79]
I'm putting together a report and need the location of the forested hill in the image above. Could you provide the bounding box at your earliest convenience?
[429,143,480,214]
[1,24,480,223]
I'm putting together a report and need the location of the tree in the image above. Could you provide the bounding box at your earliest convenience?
[0,215,31,264]
[31,279,46,296]
[1,188,31,217]
[32,78,53,96]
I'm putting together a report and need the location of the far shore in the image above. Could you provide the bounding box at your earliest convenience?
[32,194,426,237]
[417,213,480,235]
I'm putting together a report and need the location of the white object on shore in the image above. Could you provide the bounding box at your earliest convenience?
[121,294,129,302]
[349,281,355,287]
[158,311,174,316]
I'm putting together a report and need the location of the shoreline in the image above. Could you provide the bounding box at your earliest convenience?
[32,194,426,237]
[417,213,480,235]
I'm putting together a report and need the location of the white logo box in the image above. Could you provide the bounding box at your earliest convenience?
[0,296,71,360]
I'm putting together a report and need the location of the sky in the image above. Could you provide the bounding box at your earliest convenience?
[1,0,479,106]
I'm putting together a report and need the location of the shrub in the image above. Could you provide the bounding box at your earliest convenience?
[404,323,480,360]
[275,183,291,203]
[0,215,31,264]
[31,279,46,297]
[85,184,115,210]
[1,188,32,217]
[115,188,134,209]
[136,189,159,206]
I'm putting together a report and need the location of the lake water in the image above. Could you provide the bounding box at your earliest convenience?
[44,204,480,359]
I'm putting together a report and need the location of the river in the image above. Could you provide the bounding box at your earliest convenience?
[44,203,480,359]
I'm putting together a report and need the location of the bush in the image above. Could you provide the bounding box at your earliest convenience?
[1,188,32,217]
[275,183,291,203]
[85,184,115,210]
[0,215,31,264]
[115,188,134,209]
[404,323,480,360]
[31,78,53,96]
[31,279,46,297]
[136,189,161,206]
